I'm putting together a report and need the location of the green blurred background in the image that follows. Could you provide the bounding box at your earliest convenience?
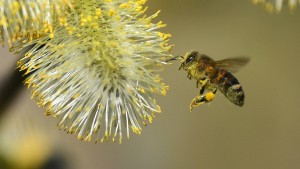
[1,0,300,169]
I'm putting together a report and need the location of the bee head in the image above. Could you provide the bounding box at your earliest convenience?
[179,51,199,70]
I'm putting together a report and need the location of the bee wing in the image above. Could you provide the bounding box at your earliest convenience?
[215,57,250,73]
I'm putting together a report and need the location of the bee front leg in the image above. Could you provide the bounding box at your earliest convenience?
[189,89,217,112]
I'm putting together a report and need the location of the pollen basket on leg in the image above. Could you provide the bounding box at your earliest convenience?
[17,0,172,143]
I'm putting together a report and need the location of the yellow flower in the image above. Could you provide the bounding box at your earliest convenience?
[0,0,71,50]
[252,0,299,13]
[16,0,173,143]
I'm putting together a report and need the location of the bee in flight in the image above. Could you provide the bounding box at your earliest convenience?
[168,51,250,111]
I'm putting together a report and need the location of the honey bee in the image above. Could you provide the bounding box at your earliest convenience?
[168,51,249,111]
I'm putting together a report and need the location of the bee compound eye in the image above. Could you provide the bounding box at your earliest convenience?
[186,55,194,63]
[186,51,198,64]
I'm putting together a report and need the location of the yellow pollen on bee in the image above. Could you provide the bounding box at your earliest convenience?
[205,92,215,101]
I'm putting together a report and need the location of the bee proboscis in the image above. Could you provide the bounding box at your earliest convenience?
[168,51,250,111]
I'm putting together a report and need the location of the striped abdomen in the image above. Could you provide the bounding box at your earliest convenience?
[211,69,245,106]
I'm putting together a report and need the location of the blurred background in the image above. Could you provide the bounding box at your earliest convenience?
[1,0,300,169]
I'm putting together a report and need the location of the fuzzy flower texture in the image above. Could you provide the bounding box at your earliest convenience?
[1,0,173,143]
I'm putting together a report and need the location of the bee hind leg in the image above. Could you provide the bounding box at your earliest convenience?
[196,77,209,88]
[190,89,217,112]
[199,85,205,95]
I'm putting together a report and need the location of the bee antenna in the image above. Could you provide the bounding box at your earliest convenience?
[166,55,182,62]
